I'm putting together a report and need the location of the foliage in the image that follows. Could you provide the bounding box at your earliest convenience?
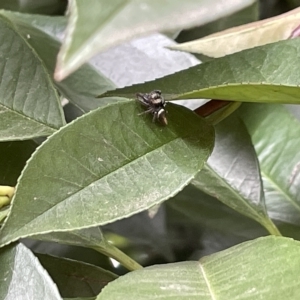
[0,0,300,299]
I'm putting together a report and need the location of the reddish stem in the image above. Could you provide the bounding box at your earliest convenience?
[194,100,232,117]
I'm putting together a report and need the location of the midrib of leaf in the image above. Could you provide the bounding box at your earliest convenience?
[203,163,266,223]
[177,83,300,101]
[198,262,216,300]
[0,103,57,131]
[0,13,64,127]
[261,170,300,214]
[9,14,116,114]
[5,128,202,240]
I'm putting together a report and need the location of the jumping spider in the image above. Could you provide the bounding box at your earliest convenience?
[136,90,167,125]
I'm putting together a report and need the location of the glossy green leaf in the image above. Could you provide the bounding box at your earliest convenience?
[97,236,300,300]
[239,104,300,226]
[171,7,300,57]
[102,38,300,104]
[37,253,117,298]
[192,115,279,235]
[55,0,256,79]
[0,13,65,141]
[0,101,214,246]
[32,227,142,270]
[0,243,62,300]
[0,140,37,185]
[2,11,117,113]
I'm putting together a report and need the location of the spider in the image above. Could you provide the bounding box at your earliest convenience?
[136,90,167,125]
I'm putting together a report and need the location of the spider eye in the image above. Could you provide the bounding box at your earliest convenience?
[151,90,162,99]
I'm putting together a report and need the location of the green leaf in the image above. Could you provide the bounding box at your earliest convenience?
[171,7,300,57]
[0,0,66,15]
[239,104,300,226]
[0,243,62,300]
[2,11,118,113]
[97,236,300,300]
[168,185,267,246]
[0,140,37,185]
[0,13,65,141]
[166,185,267,258]
[36,253,117,298]
[0,207,9,223]
[32,227,105,249]
[64,298,96,300]
[102,38,300,104]
[9,14,67,40]
[31,227,142,270]
[55,0,256,79]
[176,1,259,44]
[0,101,214,246]
[192,114,279,235]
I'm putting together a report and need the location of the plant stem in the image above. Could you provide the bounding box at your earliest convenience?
[93,242,142,271]
[262,219,282,236]
[194,100,242,124]
[206,102,242,125]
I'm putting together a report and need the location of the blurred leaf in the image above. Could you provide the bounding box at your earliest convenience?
[0,0,67,15]
[55,0,256,79]
[289,0,300,8]
[90,33,200,91]
[286,104,300,120]
[0,207,9,223]
[64,298,96,300]
[171,6,300,57]
[192,114,279,235]
[177,1,259,43]
[104,207,175,263]
[2,11,118,113]
[32,227,142,270]
[0,140,37,185]
[166,185,266,260]
[0,243,62,300]
[9,13,67,40]
[168,185,267,248]
[102,38,300,104]
[259,0,286,19]
[63,102,83,123]
[0,101,214,246]
[240,104,300,226]
[36,253,117,298]
[97,236,300,300]
[0,13,65,141]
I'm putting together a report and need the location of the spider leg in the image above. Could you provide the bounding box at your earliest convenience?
[152,112,158,122]
[138,108,153,115]
[136,93,150,107]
